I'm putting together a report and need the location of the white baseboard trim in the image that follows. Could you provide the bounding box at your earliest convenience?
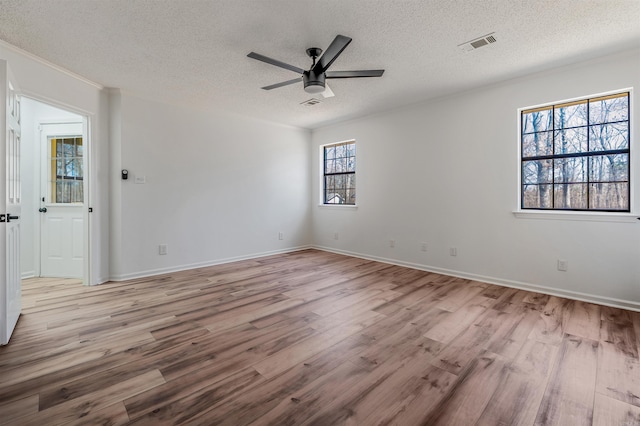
[313,245,640,312]
[21,271,36,280]
[109,245,313,282]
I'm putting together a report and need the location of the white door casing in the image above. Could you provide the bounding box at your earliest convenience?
[0,60,22,345]
[39,123,83,279]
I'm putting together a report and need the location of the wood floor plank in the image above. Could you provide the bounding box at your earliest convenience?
[476,339,558,426]
[565,300,601,341]
[420,351,509,425]
[1,249,636,424]
[0,394,39,423]
[491,288,529,313]
[593,393,640,426]
[602,305,634,326]
[485,309,539,360]
[351,321,437,372]
[534,333,599,425]
[63,401,130,426]
[203,297,306,334]
[432,279,487,312]
[254,315,383,379]
[423,293,495,344]
[16,369,165,425]
[199,332,376,426]
[304,354,455,426]
[365,364,456,426]
[126,367,264,425]
[430,308,506,375]
[528,295,572,345]
[0,331,157,387]
[247,360,372,426]
[596,319,640,407]
[521,291,551,311]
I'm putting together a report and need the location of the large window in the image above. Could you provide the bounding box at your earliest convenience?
[521,91,630,211]
[323,141,356,205]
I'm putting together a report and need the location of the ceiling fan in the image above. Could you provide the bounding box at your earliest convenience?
[247,35,384,98]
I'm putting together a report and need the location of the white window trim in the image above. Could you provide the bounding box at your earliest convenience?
[319,139,357,207]
[515,87,636,221]
[512,210,638,223]
[317,204,358,209]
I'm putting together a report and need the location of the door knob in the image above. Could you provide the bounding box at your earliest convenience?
[39,207,47,213]
[6,215,19,222]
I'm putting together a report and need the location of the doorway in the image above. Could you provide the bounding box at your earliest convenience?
[20,98,89,282]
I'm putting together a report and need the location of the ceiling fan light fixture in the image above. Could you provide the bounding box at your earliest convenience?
[303,71,326,94]
[304,82,326,94]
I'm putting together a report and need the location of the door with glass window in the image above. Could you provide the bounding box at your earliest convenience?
[39,123,84,278]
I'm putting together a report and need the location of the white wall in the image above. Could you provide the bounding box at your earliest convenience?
[109,92,311,279]
[20,98,81,278]
[0,41,110,284]
[311,49,640,309]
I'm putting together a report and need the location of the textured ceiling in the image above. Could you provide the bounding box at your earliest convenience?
[0,0,638,129]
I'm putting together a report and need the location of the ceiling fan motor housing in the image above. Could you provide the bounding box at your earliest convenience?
[303,70,325,94]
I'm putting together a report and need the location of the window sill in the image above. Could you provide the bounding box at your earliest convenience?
[318,204,358,210]
[513,210,639,223]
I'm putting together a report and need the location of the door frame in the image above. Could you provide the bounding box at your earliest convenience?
[23,95,92,285]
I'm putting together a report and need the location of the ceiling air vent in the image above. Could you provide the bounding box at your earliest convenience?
[458,33,497,52]
[300,98,322,106]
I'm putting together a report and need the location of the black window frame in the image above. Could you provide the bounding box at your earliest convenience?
[520,91,631,212]
[322,140,356,205]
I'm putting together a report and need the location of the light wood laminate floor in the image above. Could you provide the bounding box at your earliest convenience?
[1,249,639,425]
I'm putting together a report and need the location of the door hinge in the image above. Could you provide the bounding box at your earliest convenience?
[0,214,5,222]
[88,207,93,213]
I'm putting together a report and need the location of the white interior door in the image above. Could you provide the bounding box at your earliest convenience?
[39,123,83,278]
[0,60,22,345]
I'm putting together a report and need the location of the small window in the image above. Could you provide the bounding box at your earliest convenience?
[323,141,356,205]
[520,91,630,211]
[50,136,84,203]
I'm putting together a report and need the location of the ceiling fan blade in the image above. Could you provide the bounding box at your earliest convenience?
[313,35,352,74]
[261,77,302,90]
[247,52,305,75]
[321,83,335,98]
[326,70,385,78]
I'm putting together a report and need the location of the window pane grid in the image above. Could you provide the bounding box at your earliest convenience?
[323,141,356,205]
[521,92,629,212]
[50,136,84,203]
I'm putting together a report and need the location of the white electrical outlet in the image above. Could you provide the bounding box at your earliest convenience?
[421,243,428,252]
[557,259,568,271]
[389,240,395,248]
[135,175,146,184]
[159,244,168,255]
[334,232,339,240]
[450,247,457,256]
[278,232,284,240]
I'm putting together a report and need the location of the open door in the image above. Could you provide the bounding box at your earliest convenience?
[0,60,22,345]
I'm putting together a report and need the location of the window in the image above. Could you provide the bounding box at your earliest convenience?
[323,141,356,205]
[50,136,84,203]
[521,91,630,211]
